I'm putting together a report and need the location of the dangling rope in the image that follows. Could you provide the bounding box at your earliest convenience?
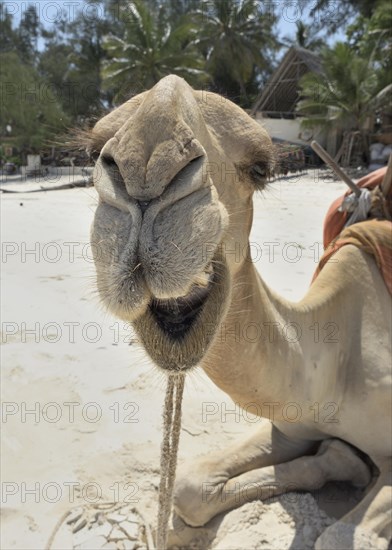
[45,373,185,550]
[156,372,185,550]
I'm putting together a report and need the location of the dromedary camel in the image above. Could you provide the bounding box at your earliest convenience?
[87,75,391,549]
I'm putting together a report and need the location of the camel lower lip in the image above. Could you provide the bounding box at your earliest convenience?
[149,277,213,339]
[132,251,229,370]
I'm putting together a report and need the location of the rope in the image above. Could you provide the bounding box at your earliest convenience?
[44,373,185,550]
[370,185,392,221]
[343,188,372,227]
[156,373,185,550]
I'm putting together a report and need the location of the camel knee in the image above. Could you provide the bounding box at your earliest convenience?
[173,470,204,526]
[173,463,225,527]
[316,439,372,487]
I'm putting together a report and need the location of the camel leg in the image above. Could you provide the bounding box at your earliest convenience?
[315,457,392,550]
[174,423,370,527]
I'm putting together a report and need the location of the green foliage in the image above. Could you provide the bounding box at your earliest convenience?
[305,0,386,34]
[18,4,41,62]
[0,3,19,54]
[103,0,279,107]
[297,2,392,132]
[347,1,392,90]
[0,52,69,150]
[0,2,40,61]
[193,0,279,106]
[297,41,390,131]
[102,0,207,102]
[38,38,75,116]
[281,21,324,51]
[347,1,392,53]
[38,2,116,121]
[1,0,389,152]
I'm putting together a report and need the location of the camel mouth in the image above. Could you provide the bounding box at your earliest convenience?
[133,253,230,371]
[149,267,214,340]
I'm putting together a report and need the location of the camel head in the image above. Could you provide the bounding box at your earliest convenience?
[89,75,274,370]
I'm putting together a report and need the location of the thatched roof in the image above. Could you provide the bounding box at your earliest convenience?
[251,47,322,116]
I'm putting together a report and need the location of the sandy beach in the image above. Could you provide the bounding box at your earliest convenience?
[2,170,368,549]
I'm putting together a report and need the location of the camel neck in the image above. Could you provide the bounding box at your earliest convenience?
[202,260,303,408]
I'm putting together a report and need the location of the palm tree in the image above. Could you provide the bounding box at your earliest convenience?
[193,0,279,105]
[298,42,390,128]
[301,0,384,34]
[282,21,324,51]
[349,0,392,91]
[297,42,391,160]
[102,0,206,102]
[310,0,382,19]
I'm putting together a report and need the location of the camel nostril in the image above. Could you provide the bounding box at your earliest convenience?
[137,200,151,214]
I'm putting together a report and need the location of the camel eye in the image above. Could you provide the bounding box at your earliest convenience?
[249,163,268,188]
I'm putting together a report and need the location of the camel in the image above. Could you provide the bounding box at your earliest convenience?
[87,75,392,549]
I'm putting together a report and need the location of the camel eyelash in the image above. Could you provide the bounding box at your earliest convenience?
[250,163,267,179]
[244,162,270,190]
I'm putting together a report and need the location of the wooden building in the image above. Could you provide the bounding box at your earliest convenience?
[251,46,333,155]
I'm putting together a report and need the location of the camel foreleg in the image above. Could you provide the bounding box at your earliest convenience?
[174,424,370,527]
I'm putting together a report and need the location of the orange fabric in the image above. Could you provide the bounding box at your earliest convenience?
[313,167,392,294]
[313,220,392,294]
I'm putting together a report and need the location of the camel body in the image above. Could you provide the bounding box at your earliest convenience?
[89,75,392,549]
[204,246,391,457]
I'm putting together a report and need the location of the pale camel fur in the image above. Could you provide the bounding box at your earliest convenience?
[88,75,392,549]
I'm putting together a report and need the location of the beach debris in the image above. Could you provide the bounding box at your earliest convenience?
[45,501,152,550]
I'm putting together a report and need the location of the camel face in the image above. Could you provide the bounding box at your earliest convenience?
[90,75,274,369]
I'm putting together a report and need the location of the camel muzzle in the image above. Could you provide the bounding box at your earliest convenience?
[149,266,214,340]
[137,155,228,300]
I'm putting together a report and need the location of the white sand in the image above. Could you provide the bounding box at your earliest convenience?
[1,171,372,549]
